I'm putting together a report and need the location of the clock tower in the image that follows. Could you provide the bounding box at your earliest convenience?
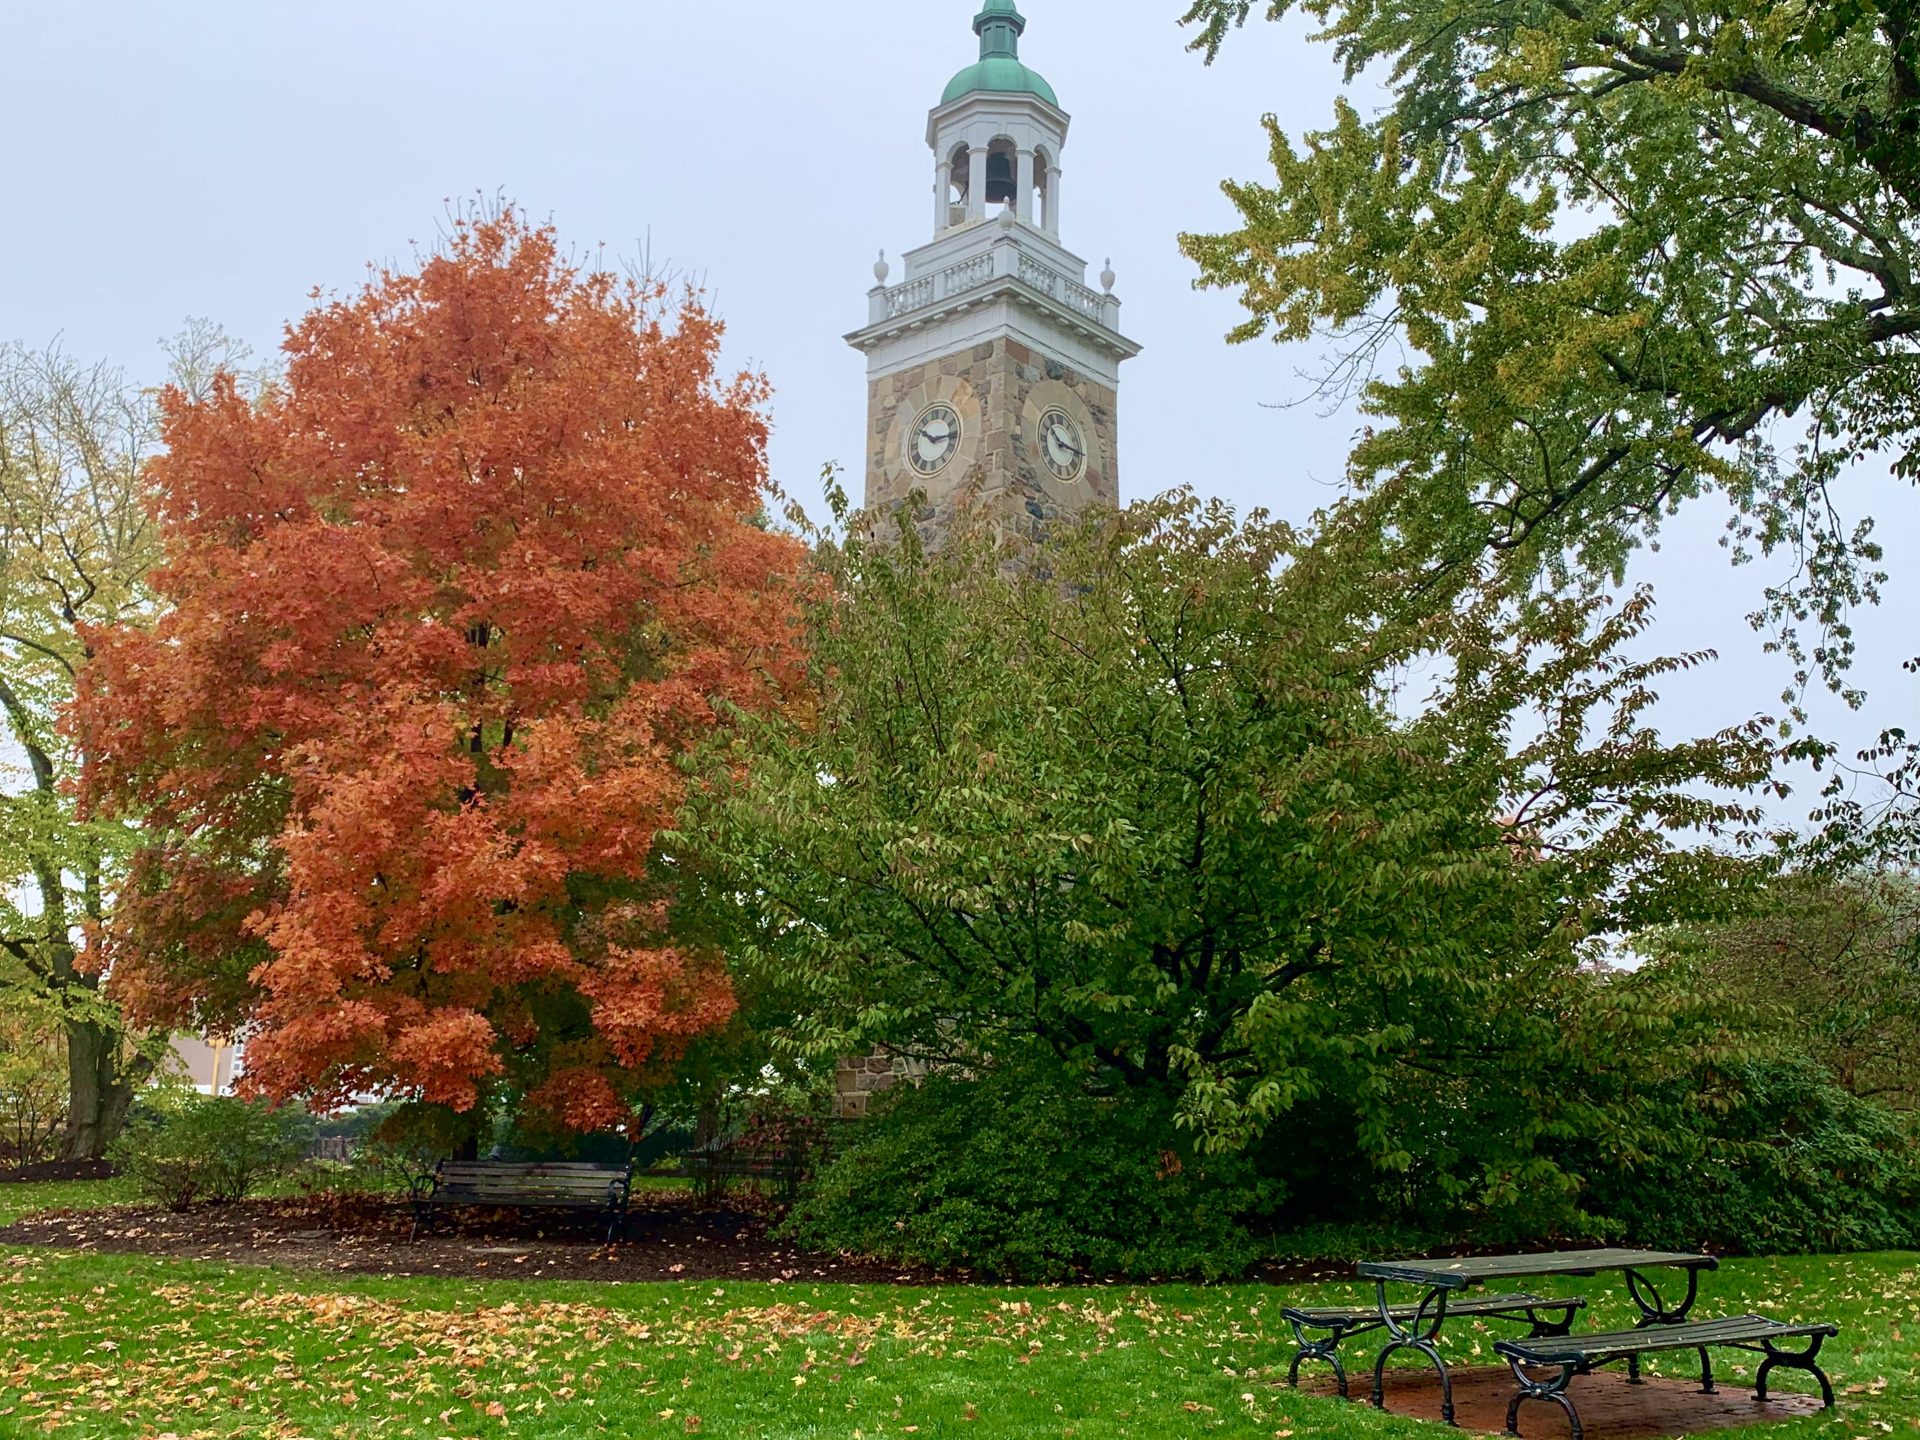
[847,1,1141,542]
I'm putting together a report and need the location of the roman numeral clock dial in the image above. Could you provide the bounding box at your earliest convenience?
[1039,408,1086,483]
[908,402,962,478]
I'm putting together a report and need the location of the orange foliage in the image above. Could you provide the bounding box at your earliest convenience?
[77,211,805,1126]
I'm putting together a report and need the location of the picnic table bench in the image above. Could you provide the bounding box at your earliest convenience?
[1284,1291,1586,1398]
[1351,1248,1722,1425]
[409,1159,633,1243]
[1497,1314,1840,1440]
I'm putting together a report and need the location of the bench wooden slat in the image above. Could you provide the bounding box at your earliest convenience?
[1498,1315,1838,1365]
[435,1182,622,1198]
[412,1158,634,1243]
[1497,1312,1841,1435]
[1286,1292,1583,1327]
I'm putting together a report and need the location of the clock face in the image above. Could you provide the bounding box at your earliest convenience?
[1038,408,1087,483]
[907,402,963,478]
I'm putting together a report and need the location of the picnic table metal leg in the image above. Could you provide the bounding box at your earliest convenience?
[1624,1265,1701,1326]
[1525,1305,1579,1339]
[1755,1331,1837,1408]
[1504,1359,1582,1440]
[1370,1281,1456,1426]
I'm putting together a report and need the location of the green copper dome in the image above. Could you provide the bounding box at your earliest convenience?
[941,1,1059,108]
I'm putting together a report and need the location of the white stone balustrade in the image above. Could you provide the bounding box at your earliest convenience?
[869,230,1121,330]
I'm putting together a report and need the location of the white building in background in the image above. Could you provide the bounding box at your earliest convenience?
[169,1035,239,1095]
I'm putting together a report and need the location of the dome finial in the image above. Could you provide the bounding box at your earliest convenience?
[975,0,1027,60]
[940,0,1058,108]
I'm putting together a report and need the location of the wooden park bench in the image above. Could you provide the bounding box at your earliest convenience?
[682,1117,852,1201]
[409,1159,634,1244]
[683,1134,806,1199]
[1284,1292,1587,1398]
[1496,1314,1840,1440]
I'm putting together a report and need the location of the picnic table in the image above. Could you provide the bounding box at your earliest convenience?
[1351,1248,1719,1425]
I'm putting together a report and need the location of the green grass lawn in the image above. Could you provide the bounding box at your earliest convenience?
[0,1181,1911,1440]
[0,1178,137,1226]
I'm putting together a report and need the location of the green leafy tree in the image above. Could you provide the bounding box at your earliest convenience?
[1178,0,1920,701]
[0,343,161,1158]
[687,491,1780,1219]
[1642,869,1920,1109]
[0,328,249,1157]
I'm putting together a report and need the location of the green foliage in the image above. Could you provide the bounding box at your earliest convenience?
[0,997,66,1166]
[354,1103,479,1194]
[688,492,1781,1233]
[1642,869,1920,1110]
[1178,0,1920,702]
[1576,1054,1920,1254]
[785,1065,1278,1281]
[107,1095,314,1211]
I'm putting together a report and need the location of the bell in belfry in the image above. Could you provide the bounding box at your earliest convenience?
[985,149,1018,206]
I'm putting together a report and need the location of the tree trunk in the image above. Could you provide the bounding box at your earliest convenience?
[57,841,146,1160]
[60,1017,131,1160]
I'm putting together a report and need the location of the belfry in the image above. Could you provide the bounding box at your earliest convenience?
[847,0,1141,542]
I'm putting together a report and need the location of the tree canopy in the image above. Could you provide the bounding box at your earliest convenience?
[77,211,807,1131]
[688,493,1780,1211]
[1642,868,1920,1110]
[1178,0,1920,700]
[0,341,179,1156]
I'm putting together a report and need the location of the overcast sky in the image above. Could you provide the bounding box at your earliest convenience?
[6,0,1914,831]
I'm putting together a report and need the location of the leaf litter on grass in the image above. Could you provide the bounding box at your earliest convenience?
[0,1248,1914,1438]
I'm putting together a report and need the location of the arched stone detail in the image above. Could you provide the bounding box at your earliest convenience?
[1019,374,1110,507]
[872,372,986,513]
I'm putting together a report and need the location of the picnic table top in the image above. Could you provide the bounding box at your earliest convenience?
[1357,1247,1717,1289]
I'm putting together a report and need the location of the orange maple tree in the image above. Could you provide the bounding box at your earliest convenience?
[77,211,805,1130]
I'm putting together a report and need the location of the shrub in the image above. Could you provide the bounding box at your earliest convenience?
[0,1006,67,1169]
[1577,1055,1920,1254]
[783,1065,1279,1281]
[109,1096,313,1210]
[354,1103,475,1194]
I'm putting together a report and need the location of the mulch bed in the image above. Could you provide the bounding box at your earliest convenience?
[0,1189,1368,1286]
[0,1158,117,1184]
[0,1191,959,1285]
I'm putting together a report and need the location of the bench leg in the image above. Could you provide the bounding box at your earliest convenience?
[1699,1347,1716,1394]
[1285,1322,1350,1399]
[605,1205,631,1246]
[1505,1359,1582,1440]
[1374,1339,1455,1426]
[1756,1332,1836,1408]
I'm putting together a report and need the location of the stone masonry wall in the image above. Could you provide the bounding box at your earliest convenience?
[866,336,1120,545]
[833,1051,928,1119]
